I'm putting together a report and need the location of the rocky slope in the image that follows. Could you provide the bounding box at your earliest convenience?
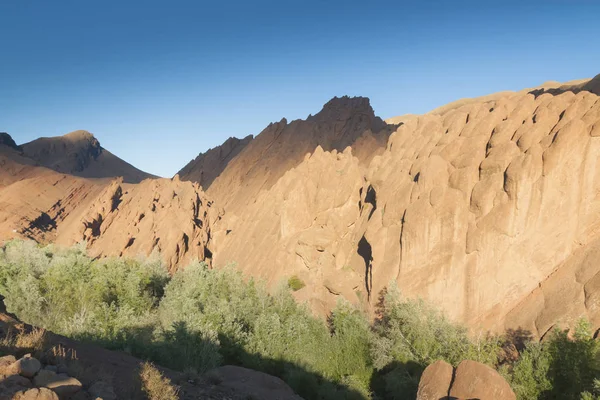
[21,130,156,183]
[53,176,219,272]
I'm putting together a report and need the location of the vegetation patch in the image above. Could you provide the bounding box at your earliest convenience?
[1,239,600,399]
[287,275,306,291]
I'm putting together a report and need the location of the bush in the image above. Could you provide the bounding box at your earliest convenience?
[287,275,306,291]
[140,362,179,400]
[10,240,600,400]
[369,285,501,398]
[503,341,552,399]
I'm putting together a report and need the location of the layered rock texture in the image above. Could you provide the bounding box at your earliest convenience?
[3,75,600,338]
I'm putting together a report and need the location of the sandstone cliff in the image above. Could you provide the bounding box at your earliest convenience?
[194,76,600,336]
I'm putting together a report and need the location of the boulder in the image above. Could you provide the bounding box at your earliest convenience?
[416,360,453,400]
[33,370,82,399]
[0,355,16,374]
[205,365,304,400]
[11,355,41,378]
[449,360,515,400]
[0,374,32,399]
[12,388,59,400]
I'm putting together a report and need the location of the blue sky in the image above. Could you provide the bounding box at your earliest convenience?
[1,0,599,177]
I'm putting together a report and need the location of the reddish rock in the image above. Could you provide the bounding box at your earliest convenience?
[449,360,515,400]
[416,360,453,400]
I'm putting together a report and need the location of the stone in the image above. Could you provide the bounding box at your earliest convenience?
[33,370,82,398]
[0,355,17,374]
[206,365,303,400]
[12,355,42,378]
[0,374,33,399]
[12,388,59,400]
[449,360,515,400]
[416,360,453,400]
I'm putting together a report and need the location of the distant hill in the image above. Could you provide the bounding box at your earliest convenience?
[21,130,156,183]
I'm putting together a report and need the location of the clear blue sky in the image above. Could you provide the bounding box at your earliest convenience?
[1,0,599,177]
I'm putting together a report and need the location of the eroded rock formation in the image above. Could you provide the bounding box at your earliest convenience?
[186,76,600,335]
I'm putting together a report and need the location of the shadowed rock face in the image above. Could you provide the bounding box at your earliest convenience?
[0,133,21,151]
[192,96,397,214]
[178,135,254,189]
[21,130,156,183]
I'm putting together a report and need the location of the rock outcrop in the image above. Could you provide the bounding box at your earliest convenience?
[54,176,219,271]
[417,360,515,400]
[196,96,396,213]
[0,133,217,270]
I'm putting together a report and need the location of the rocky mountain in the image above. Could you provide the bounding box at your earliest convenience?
[3,75,600,340]
[21,130,156,183]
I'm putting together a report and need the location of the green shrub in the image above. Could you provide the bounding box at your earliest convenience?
[287,275,306,291]
[11,240,600,400]
[370,285,501,398]
[504,341,552,399]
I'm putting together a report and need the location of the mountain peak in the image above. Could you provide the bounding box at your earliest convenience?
[584,73,600,95]
[0,132,21,151]
[309,96,376,122]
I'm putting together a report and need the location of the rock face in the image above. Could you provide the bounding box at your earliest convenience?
[21,130,156,183]
[417,360,515,400]
[197,77,600,333]
[178,135,253,189]
[0,133,218,271]
[197,96,396,213]
[54,176,219,271]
